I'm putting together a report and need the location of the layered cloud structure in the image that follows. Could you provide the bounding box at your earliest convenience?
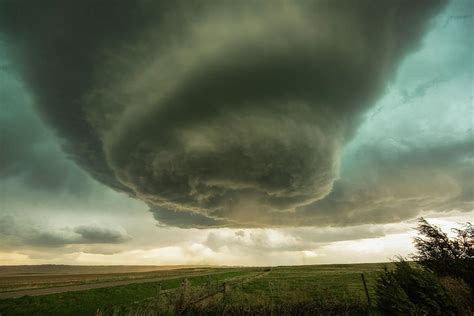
[2,0,471,230]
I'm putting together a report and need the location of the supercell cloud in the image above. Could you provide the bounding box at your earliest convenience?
[2,0,467,228]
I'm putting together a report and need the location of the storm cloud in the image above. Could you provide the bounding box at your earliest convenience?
[1,0,458,228]
[0,68,94,195]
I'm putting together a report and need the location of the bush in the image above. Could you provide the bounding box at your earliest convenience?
[376,259,454,315]
[439,276,473,316]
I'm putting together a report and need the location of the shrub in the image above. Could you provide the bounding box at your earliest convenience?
[439,276,473,316]
[376,266,415,315]
[376,259,454,316]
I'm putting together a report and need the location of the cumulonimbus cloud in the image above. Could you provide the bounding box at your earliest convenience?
[0,0,452,228]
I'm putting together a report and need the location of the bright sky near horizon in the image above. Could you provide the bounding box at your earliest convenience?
[0,0,472,265]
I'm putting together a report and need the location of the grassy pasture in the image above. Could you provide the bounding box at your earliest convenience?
[0,263,389,315]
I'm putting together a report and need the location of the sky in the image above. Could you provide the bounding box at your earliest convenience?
[0,0,472,266]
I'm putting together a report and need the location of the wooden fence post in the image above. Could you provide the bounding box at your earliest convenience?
[223,282,228,298]
[176,278,189,313]
[360,273,372,307]
[268,280,274,308]
[155,283,162,309]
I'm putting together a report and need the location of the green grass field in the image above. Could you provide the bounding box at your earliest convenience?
[0,263,390,315]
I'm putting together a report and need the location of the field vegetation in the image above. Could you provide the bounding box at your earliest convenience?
[0,264,384,315]
[0,268,257,315]
[0,266,223,293]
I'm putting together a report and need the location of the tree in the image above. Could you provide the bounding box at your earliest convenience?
[412,218,473,289]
